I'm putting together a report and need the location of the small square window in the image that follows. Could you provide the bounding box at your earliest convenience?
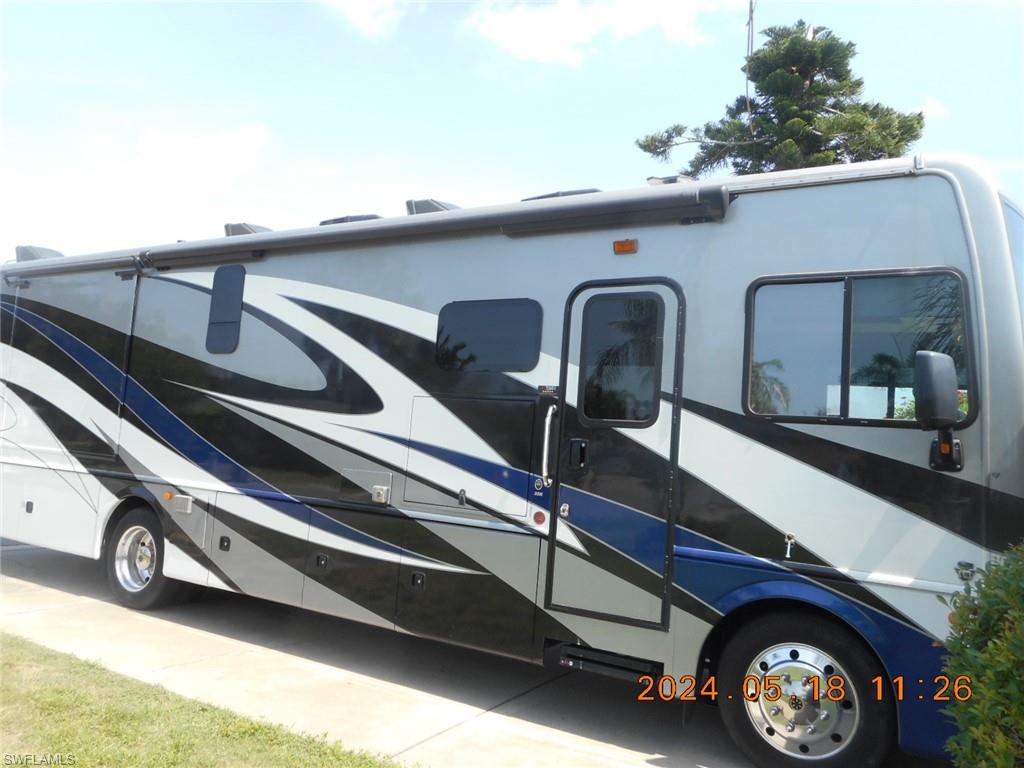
[436,299,542,372]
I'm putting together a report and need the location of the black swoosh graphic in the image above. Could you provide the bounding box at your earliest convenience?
[683,397,1024,552]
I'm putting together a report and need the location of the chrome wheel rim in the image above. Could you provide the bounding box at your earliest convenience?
[114,525,156,592]
[742,642,860,760]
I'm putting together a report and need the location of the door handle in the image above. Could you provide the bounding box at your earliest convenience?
[541,403,558,487]
[569,438,588,469]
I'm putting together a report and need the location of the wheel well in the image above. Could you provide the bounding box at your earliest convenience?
[695,598,901,738]
[697,598,889,685]
[100,497,156,559]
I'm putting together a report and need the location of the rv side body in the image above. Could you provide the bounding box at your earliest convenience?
[1,157,1022,761]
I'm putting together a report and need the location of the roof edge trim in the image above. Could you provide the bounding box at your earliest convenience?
[1,185,727,278]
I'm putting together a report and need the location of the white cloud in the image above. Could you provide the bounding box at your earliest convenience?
[318,0,405,39]
[920,96,950,121]
[0,107,325,259]
[464,0,745,67]
[0,104,537,262]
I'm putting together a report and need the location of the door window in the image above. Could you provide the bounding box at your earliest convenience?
[578,292,663,427]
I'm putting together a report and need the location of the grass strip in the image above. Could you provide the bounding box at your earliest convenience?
[0,632,401,768]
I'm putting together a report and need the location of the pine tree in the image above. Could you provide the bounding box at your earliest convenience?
[637,20,924,178]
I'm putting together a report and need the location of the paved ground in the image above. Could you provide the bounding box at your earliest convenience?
[0,543,948,768]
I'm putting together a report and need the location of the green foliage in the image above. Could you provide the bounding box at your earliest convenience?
[942,544,1024,767]
[892,398,916,420]
[890,390,970,421]
[637,20,924,178]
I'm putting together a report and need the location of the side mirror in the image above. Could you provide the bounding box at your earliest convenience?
[913,351,959,430]
[913,350,963,472]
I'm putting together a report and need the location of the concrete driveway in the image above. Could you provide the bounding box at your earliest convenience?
[0,543,947,768]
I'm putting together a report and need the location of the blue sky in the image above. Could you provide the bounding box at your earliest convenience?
[2,0,1022,258]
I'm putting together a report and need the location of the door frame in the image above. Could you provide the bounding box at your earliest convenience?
[544,276,685,630]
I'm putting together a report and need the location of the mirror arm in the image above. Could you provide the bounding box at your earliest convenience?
[929,425,963,472]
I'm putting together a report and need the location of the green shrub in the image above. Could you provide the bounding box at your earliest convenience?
[942,542,1024,767]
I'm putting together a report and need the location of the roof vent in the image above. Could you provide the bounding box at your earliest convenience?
[320,214,381,226]
[15,245,65,262]
[646,175,693,186]
[406,199,460,215]
[225,223,272,236]
[521,188,600,202]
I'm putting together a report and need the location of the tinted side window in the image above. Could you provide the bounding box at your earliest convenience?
[436,299,542,372]
[206,264,245,354]
[748,271,971,424]
[579,292,662,426]
[849,274,968,420]
[749,281,844,417]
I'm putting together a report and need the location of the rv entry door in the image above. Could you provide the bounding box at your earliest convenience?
[545,279,682,629]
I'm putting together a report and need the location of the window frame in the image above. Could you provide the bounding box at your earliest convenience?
[577,290,665,429]
[435,297,543,373]
[742,266,978,429]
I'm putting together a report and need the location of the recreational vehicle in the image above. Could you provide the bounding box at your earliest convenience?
[1,155,1021,768]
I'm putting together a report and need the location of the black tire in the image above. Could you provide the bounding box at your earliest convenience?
[105,506,191,610]
[717,612,895,768]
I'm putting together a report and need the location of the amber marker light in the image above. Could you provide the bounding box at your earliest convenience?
[163,491,174,501]
[613,238,638,255]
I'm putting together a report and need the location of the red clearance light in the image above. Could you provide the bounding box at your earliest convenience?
[613,239,638,255]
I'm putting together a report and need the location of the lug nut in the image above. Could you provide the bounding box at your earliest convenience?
[770,706,782,717]
[785,721,796,733]
[807,725,816,735]
[781,673,791,683]
[818,711,830,722]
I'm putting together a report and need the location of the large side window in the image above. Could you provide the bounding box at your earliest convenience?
[849,274,967,420]
[436,299,542,372]
[579,292,663,427]
[747,271,971,425]
[206,265,246,354]
[748,281,844,417]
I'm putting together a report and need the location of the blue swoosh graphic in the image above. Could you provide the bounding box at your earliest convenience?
[2,300,432,562]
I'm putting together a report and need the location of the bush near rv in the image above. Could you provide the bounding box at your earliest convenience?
[942,543,1024,767]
